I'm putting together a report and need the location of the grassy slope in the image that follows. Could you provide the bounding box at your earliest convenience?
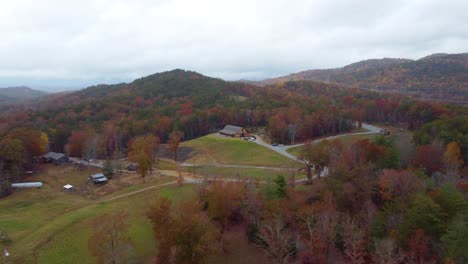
[1,135,306,263]
[36,185,195,264]
[182,134,301,168]
[0,166,193,263]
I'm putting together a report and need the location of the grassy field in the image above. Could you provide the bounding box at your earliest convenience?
[35,184,195,264]
[0,165,193,263]
[182,134,301,168]
[0,134,310,263]
[0,164,274,263]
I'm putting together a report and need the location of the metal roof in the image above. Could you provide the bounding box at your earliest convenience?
[11,182,43,188]
[94,177,108,182]
[90,173,108,182]
[43,152,66,160]
[90,173,105,179]
[219,125,243,135]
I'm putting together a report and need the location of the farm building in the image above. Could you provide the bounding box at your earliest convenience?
[11,182,43,189]
[380,129,390,136]
[219,125,247,137]
[43,152,69,165]
[89,173,108,185]
[127,163,137,171]
[63,184,75,192]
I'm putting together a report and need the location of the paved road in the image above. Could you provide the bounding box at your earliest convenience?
[180,162,297,171]
[252,123,382,161]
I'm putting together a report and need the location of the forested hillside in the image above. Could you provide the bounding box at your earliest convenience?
[258,53,468,102]
[0,69,465,155]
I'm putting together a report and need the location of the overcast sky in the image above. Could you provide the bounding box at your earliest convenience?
[1,0,467,91]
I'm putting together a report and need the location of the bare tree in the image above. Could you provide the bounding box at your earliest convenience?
[253,216,298,264]
[373,238,403,264]
[342,216,366,264]
[88,211,132,264]
[287,124,297,145]
[83,135,100,160]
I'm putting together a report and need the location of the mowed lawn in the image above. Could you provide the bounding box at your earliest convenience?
[36,185,195,264]
[0,165,195,264]
[182,134,301,168]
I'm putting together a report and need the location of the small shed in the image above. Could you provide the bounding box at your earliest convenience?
[63,184,75,191]
[219,125,247,137]
[89,173,108,185]
[380,129,390,136]
[43,152,69,165]
[11,182,43,189]
[127,163,137,171]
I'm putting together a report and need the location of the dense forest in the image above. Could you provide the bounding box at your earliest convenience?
[0,69,466,172]
[141,132,467,263]
[1,70,464,152]
[258,53,468,102]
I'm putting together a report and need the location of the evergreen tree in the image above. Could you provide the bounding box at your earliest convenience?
[273,175,288,198]
[102,159,114,179]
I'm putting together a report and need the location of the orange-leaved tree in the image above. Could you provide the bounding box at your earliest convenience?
[444,141,463,176]
[168,131,184,163]
[88,211,132,264]
[128,135,159,182]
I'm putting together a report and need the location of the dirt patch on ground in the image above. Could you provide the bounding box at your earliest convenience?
[24,164,171,199]
[157,144,194,162]
[86,169,170,197]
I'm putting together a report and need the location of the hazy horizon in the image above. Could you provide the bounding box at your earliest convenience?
[1,52,467,92]
[1,0,468,91]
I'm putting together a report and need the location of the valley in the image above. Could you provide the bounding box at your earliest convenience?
[0,64,466,264]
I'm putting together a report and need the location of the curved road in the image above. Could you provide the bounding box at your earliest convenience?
[86,123,383,202]
[253,123,381,161]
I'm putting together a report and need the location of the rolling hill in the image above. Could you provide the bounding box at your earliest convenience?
[0,68,464,156]
[0,86,47,104]
[257,53,468,102]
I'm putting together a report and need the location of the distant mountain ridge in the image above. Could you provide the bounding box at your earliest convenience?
[256,53,468,102]
[0,86,47,104]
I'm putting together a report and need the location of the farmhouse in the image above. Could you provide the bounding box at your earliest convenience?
[219,125,247,137]
[42,152,69,165]
[89,173,108,185]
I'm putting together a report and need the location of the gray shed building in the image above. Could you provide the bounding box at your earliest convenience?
[89,173,108,185]
[43,152,69,165]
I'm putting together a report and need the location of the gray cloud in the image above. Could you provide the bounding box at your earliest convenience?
[0,0,467,90]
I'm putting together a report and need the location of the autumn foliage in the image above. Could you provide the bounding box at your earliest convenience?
[128,135,159,181]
